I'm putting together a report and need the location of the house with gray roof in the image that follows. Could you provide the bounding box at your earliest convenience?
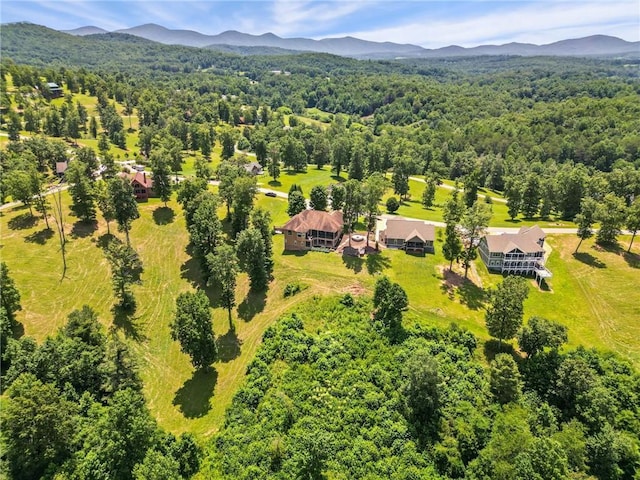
[378,218,435,254]
[479,226,551,282]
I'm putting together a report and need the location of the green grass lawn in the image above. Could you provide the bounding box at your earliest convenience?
[384,178,575,228]
[257,165,342,195]
[2,177,637,441]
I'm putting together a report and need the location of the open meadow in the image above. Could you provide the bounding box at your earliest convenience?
[2,190,638,438]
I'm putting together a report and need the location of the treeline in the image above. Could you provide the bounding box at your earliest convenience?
[205,292,640,479]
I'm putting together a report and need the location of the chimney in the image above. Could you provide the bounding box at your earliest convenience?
[143,172,146,184]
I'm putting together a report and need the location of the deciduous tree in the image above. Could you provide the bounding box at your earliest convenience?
[490,353,523,404]
[236,228,268,291]
[460,201,492,279]
[309,185,328,211]
[2,374,76,480]
[231,175,257,234]
[171,290,217,369]
[518,316,568,358]
[442,223,462,271]
[108,177,140,246]
[330,183,345,211]
[373,276,408,330]
[206,244,238,328]
[595,193,626,246]
[485,275,529,348]
[626,199,640,253]
[574,197,597,253]
[150,149,172,206]
[1,262,22,322]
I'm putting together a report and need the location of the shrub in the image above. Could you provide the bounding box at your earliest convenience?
[386,197,400,213]
[283,282,306,298]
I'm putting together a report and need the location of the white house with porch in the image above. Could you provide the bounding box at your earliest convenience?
[478,225,552,284]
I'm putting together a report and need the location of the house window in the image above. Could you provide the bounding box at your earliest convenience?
[288,231,292,235]
[297,233,304,238]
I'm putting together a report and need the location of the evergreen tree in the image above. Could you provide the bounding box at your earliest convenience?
[105,241,142,310]
[521,174,541,218]
[422,176,437,209]
[287,191,306,217]
[66,161,96,222]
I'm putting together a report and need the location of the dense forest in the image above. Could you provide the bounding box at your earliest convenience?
[1,22,639,479]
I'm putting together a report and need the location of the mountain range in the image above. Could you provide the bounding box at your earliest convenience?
[61,23,640,59]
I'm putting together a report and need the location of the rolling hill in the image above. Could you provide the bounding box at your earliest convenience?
[62,22,639,59]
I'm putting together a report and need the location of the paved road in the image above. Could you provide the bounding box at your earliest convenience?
[409,176,508,204]
[7,177,628,236]
[0,184,69,211]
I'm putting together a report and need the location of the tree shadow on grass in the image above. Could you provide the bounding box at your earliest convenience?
[595,242,639,269]
[282,249,308,257]
[71,220,98,238]
[153,206,175,225]
[366,252,391,275]
[24,227,54,244]
[458,279,487,310]
[217,327,242,362]
[8,213,37,230]
[331,175,346,183]
[342,250,364,273]
[237,289,266,322]
[573,252,606,269]
[180,246,221,307]
[623,251,640,269]
[268,180,282,187]
[173,367,218,419]
[111,304,147,342]
[483,339,517,363]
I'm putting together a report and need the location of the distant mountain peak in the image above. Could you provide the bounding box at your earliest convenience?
[54,23,640,59]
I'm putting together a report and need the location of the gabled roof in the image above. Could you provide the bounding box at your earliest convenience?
[282,210,343,233]
[483,226,546,255]
[131,171,153,188]
[120,171,153,189]
[518,225,546,241]
[382,219,435,242]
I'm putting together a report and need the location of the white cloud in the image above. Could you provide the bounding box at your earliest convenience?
[269,0,371,36]
[340,1,640,47]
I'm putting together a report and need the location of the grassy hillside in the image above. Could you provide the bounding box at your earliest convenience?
[2,191,639,438]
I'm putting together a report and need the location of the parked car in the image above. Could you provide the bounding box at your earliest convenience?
[265,191,277,197]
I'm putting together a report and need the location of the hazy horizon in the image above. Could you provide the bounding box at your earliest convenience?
[2,0,638,49]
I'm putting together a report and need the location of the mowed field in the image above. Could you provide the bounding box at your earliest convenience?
[2,190,639,438]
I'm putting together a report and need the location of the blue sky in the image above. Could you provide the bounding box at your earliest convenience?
[2,0,639,48]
